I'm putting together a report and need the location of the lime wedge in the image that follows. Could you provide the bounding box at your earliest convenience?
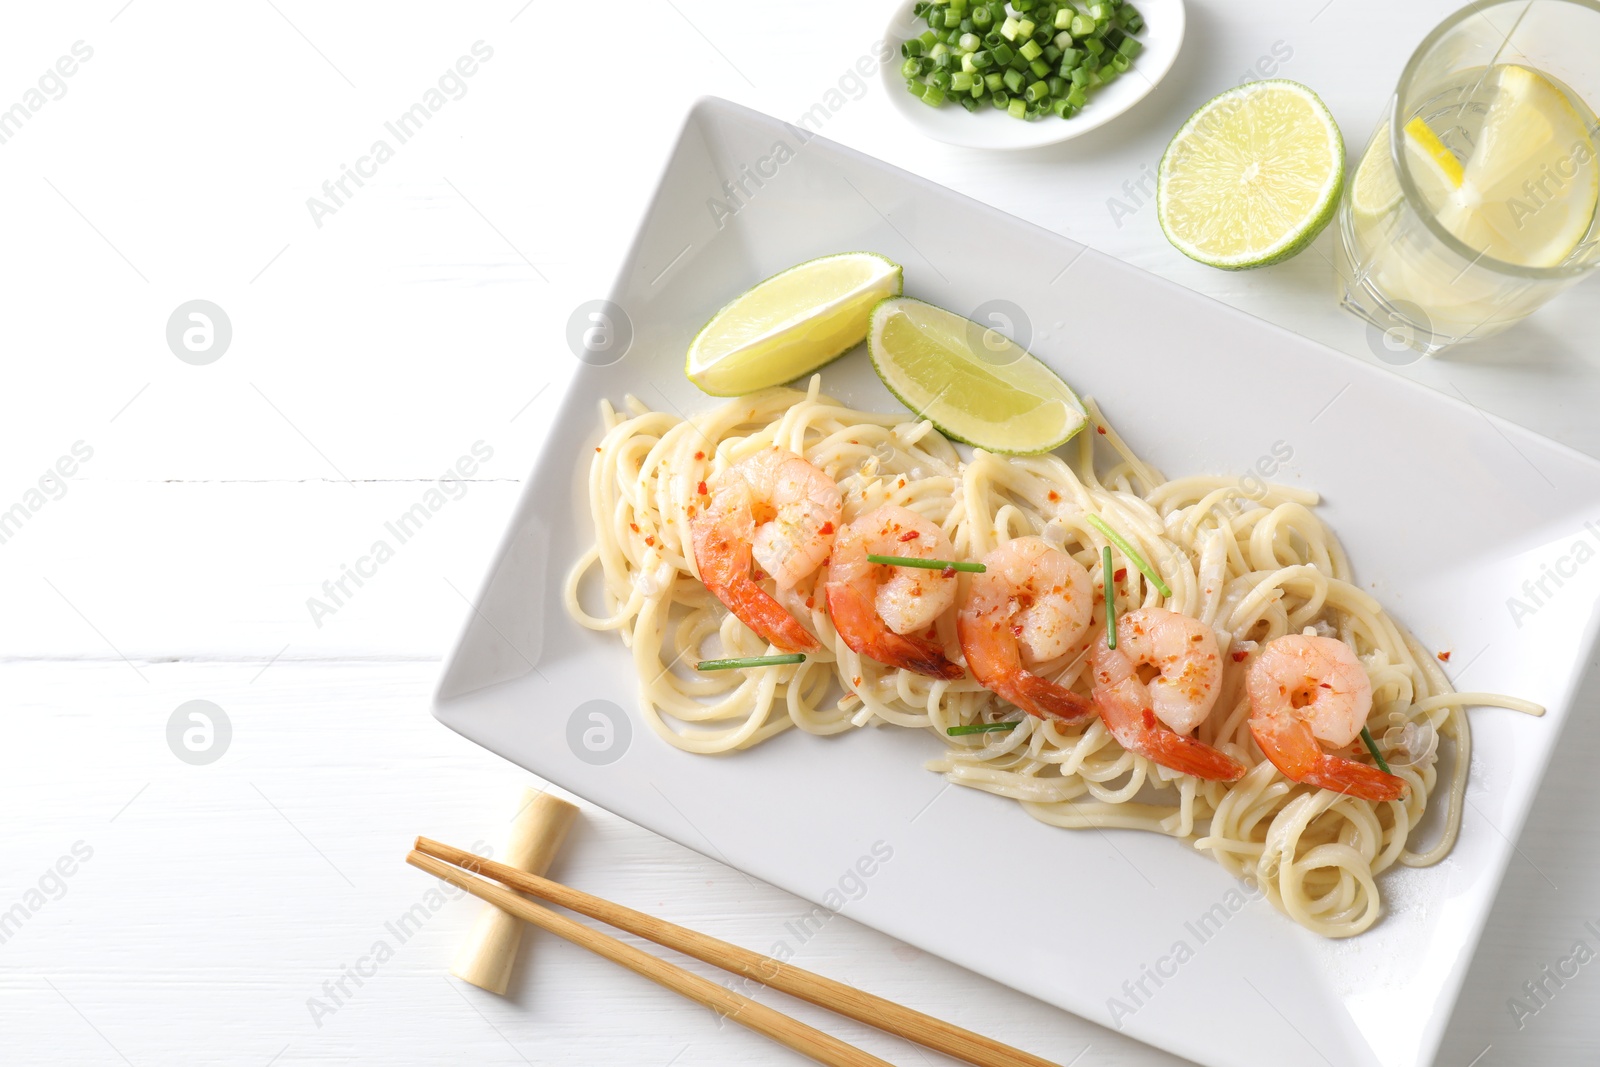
[867,297,1086,455]
[1434,64,1598,268]
[686,252,903,396]
[1157,80,1345,270]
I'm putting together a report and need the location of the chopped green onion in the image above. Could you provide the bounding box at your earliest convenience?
[1087,514,1172,598]
[897,0,1145,121]
[947,721,1020,736]
[696,653,806,672]
[865,553,986,573]
[1103,545,1117,650]
[1359,725,1394,775]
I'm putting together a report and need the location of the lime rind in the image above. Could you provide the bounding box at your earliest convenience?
[1157,79,1346,271]
[686,252,903,396]
[867,297,1087,456]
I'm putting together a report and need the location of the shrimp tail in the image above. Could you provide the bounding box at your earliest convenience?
[1139,725,1248,782]
[1248,716,1410,802]
[825,583,964,680]
[1011,672,1099,726]
[694,525,820,654]
[1302,755,1410,802]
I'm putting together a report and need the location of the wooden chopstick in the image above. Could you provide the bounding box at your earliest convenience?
[408,850,892,1067]
[414,837,1060,1067]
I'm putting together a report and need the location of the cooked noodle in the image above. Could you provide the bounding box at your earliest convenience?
[564,376,1542,937]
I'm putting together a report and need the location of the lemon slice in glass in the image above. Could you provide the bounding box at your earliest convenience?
[1351,122,1402,220]
[867,297,1085,455]
[1352,118,1466,224]
[686,252,902,396]
[1157,80,1345,270]
[1433,64,1599,268]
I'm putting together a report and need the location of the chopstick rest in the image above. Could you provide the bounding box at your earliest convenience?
[450,789,578,995]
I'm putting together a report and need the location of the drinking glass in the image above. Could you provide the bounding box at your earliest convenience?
[1335,0,1600,356]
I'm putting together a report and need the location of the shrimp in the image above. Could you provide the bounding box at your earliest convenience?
[1247,634,1408,802]
[1090,608,1246,781]
[690,447,841,653]
[957,536,1098,724]
[824,505,963,679]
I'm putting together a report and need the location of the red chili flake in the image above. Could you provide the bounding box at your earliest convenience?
[819,521,834,535]
[644,536,655,547]
[1114,568,1127,581]
[1320,682,1332,689]
[898,530,920,542]
[1438,651,1452,662]
[696,480,708,496]
[1096,426,1107,436]
[943,566,957,579]
[595,446,603,452]
[629,523,640,533]
[1232,650,1248,662]
[1047,490,1060,502]
[805,596,814,609]
[852,676,861,687]
[694,451,705,460]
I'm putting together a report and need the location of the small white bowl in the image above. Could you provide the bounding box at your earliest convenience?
[880,0,1186,149]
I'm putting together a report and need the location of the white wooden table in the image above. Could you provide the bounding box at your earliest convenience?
[4,1,1598,1064]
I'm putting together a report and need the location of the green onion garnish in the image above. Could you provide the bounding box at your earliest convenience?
[947,721,1020,736]
[1102,545,1117,651]
[1359,725,1393,775]
[1087,514,1172,598]
[695,654,806,672]
[865,554,986,573]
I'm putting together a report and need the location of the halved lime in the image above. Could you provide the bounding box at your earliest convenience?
[1157,80,1345,270]
[867,297,1086,455]
[686,252,903,396]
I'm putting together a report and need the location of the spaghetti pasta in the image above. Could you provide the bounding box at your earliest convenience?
[564,376,1540,937]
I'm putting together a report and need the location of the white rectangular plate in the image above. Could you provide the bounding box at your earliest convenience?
[433,98,1600,1067]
